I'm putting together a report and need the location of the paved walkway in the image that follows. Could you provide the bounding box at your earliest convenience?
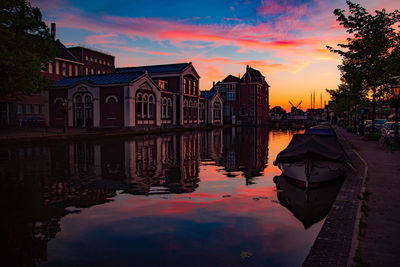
[337,128,400,266]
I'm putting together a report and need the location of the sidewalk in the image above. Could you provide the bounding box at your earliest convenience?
[337,128,400,266]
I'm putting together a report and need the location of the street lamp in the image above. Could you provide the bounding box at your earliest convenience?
[392,83,400,150]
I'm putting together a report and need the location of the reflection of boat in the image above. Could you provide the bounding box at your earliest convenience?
[274,134,349,184]
[273,174,343,229]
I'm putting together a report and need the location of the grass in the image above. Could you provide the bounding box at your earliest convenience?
[352,177,371,266]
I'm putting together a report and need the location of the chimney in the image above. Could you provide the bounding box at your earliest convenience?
[51,23,56,40]
[246,65,249,71]
[213,81,215,86]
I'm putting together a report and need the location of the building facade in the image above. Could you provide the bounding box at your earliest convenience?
[213,65,270,125]
[48,63,223,128]
[68,46,115,75]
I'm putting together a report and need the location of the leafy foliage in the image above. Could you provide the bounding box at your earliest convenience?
[327,1,400,127]
[0,0,56,98]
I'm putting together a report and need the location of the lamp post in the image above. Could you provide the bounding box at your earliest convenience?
[61,99,68,134]
[392,84,400,150]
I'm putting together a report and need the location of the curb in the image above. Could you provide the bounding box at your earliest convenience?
[303,127,368,267]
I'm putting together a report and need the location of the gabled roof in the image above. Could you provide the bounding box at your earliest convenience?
[200,89,217,99]
[116,63,191,74]
[241,66,264,83]
[53,71,145,87]
[222,74,240,83]
[55,40,81,63]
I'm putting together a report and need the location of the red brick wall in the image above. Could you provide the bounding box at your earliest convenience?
[100,86,124,127]
[49,89,68,127]
[152,76,180,93]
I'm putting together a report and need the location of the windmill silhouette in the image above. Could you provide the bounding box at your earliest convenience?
[289,100,302,115]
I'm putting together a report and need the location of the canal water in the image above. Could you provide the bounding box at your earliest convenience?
[1,127,342,266]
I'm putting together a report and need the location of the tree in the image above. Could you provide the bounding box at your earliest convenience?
[327,1,400,130]
[270,106,286,114]
[0,0,56,98]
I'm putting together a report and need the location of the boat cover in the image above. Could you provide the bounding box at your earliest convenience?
[276,134,349,163]
[304,128,335,135]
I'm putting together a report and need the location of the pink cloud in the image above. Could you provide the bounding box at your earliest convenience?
[85,34,120,45]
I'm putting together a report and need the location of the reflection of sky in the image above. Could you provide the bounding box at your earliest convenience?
[31,0,398,111]
[44,129,321,266]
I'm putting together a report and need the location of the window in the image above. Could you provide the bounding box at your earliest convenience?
[183,78,187,94]
[48,62,53,74]
[188,80,192,95]
[68,64,72,76]
[99,59,102,64]
[167,98,172,119]
[137,94,142,118]
[55,61,60,74]
[75,65,78,76]
[97,70,101,74]
[85,56,89,61]
[105,95,118,103]
[62,63,66,76]
[199,103,204,120]
[33,104,40,114]
[162,98,166,119]
[143,94,148,118]
[184,100,188,120]
[86,68,89,75]
[214,102,221,120]
[91,69,94,75]
[189,100,193,119]
[148,95,154,119]
[25,104,32,114]
[193,80,197,95]
[94,58,98,63]
[17,104,23,114]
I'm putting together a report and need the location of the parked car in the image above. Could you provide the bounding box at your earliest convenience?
[381,122,400,144]
[365,119,386,132]
[375,119,387,130]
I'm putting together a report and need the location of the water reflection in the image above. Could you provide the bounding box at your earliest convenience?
[0,128,328,266]
[273,174,344,229]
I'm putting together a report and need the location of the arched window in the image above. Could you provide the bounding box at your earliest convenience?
[85,95,92,104]
[105,95,118,103]
[143,94,148,118]
[214,101,221,120]
[162,98,166,119]
[193,101,197,120]
[167,98,172,119]
[199,103,204,120]
[184,100,188,120]
[76,95,82,104]
[137,94,142,118]
[189,100,193,120]
[148,95,154,119]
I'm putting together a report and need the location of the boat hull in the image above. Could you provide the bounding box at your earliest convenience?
[275,159,346,183]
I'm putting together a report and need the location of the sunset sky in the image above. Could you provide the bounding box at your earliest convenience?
[32,0,399,111]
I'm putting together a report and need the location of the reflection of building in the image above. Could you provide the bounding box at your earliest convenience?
[218,127,269,184]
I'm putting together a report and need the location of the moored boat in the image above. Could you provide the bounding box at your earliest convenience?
[273,134,349,184]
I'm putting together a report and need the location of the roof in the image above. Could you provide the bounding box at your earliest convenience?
[200,90,217,99]
[222,75,240,83]
[116,63,191,74]
[241,65,264,83]
[55,40,81,62]
[53,71,145,87]
[68,46,114,57]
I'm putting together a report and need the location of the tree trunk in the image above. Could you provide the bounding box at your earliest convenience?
[372,88,376,132]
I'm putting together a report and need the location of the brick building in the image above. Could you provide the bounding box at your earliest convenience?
[213,65,270,125]
[68,46,115,75]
